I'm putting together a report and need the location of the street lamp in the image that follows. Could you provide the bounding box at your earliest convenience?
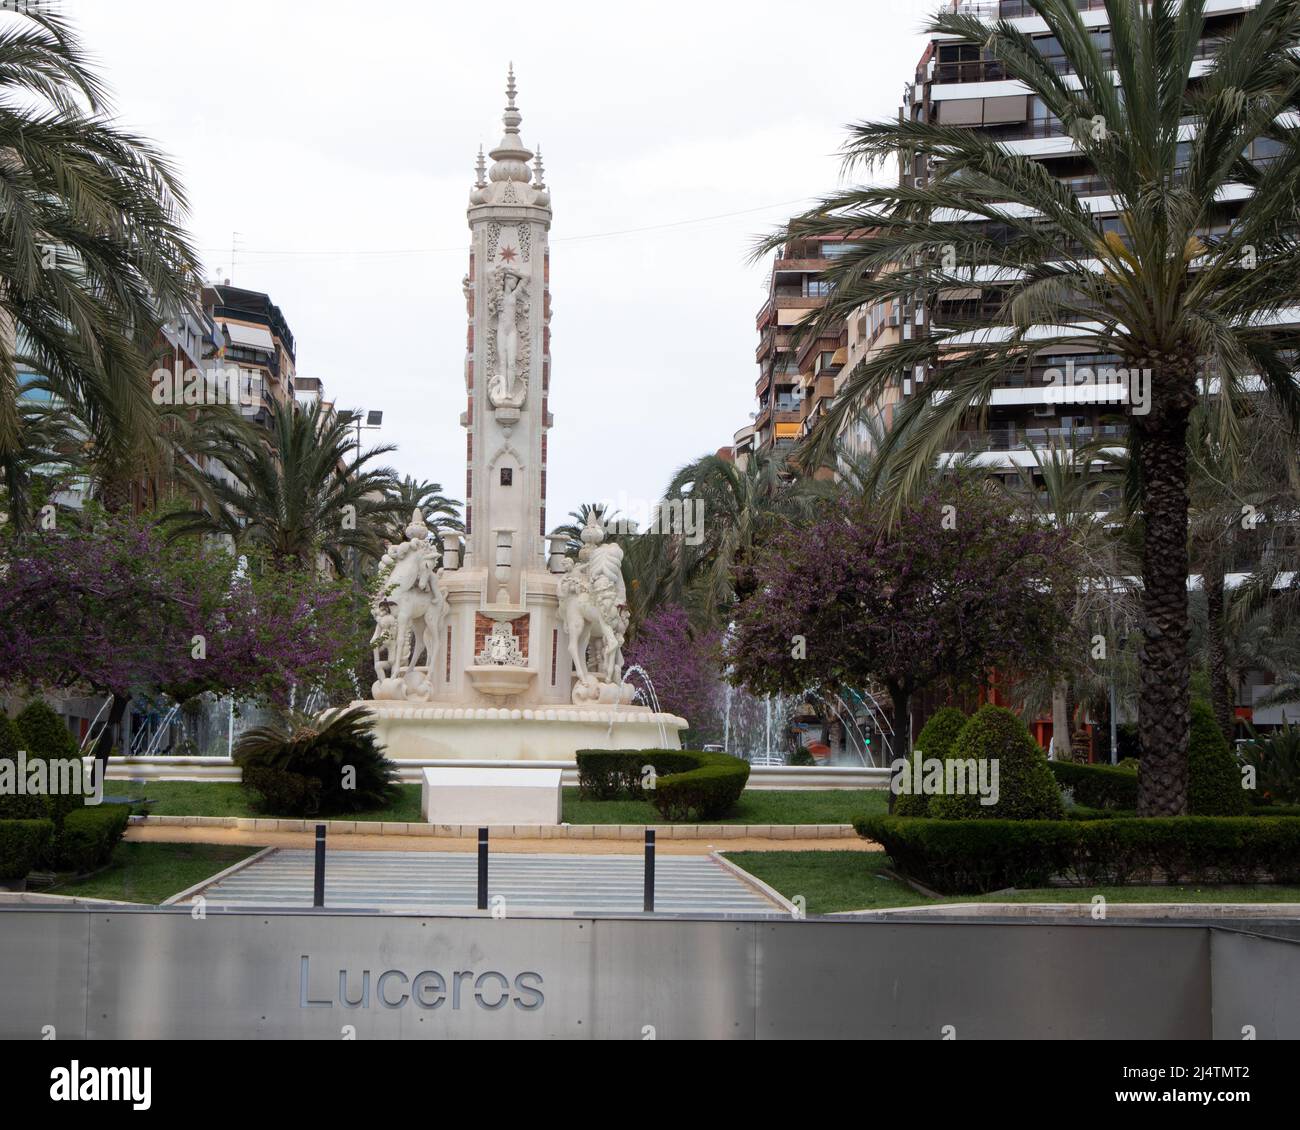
[338,408,383,451]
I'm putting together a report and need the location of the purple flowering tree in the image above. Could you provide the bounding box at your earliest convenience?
[624,604,725,745]
[0,514,364,768]
[725,484,1075,757]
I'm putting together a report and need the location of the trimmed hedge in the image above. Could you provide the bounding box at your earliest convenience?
[1188,700,1248,815]
[0,713,46,821]
[0,819,54,881]
[929,705,1063,821]
[50,805,130,873]
[858,814,1300,894]
[575,749,699,800]
[16,699,83,827]
[1049,761,1139,810]
[895,706,966,817]
[575,748,750,821]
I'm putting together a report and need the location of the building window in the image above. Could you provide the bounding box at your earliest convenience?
[500,467,513,486]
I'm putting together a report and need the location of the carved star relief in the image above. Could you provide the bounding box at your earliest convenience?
[498,246,518,264]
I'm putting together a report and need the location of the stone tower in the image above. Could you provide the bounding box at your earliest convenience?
[356,70,686,758]
[462,65,552,588]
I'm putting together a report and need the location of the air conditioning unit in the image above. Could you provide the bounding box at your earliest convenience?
[886,309,900,326]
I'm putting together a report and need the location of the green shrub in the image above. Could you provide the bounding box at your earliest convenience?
[1250,804,1300,818]
[1116,722,1140,761]
[15,699,83,827]
[858,814,1300,894]
[50,805,130,873]
[1188,700,1248,815]
[651,754,750,821]
[0,713,46,821]
[1049,760,1139,810]
[929,705,1064,821]
[234,707,399,816]
[1239,724,1300,806]
[574,748,750,821]
[575,749,698,800]
[895,706,966,817]
[0,819,54,881]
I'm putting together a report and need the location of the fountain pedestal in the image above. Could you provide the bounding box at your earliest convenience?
[360,701,687,762]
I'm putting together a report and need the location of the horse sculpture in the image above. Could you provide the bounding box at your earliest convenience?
[371,510,447,701]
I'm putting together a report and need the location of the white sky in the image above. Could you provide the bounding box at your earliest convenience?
[69,0,937,523]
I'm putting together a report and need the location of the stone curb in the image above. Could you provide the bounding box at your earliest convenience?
[127,814,857,840]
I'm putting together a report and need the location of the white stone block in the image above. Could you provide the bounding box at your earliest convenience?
[421,766,563,826]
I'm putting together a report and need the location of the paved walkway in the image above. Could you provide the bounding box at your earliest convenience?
[124,824,879,855]
[196,849,782,915]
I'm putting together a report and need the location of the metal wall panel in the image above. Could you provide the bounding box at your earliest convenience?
[2,908,1294,1039]
[0,911,90,1040]
[1210,929,1300,1040]
[756,921,1211,1039]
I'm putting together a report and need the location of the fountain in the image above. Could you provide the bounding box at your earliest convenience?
[350,71,686,763]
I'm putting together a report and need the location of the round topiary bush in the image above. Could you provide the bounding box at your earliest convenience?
[895,706,967,817]
[930,704,1065,821]
[0,713,47,821]
[15,700,83,827]
[1188,699,1248,815]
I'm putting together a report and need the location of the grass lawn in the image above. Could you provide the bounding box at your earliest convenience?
[104,779,886,827]
[44,842,258,905]
[727,850,1300,915]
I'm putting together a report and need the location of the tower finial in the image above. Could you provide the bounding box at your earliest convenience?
[475,144,487,188]
[506,63,517,110]
[533,144,546,189]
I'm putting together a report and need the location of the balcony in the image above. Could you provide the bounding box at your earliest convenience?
[956,0,1105,17]
[948,423,1129,453]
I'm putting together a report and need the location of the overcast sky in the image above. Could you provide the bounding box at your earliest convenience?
[69,0,937,524]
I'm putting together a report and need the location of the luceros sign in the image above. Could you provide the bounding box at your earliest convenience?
[298,956,544,1012]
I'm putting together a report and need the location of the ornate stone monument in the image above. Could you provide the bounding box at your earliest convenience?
[356,69,686,761]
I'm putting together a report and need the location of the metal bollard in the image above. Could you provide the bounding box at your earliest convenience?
[313,823,326,908]
[644,828,655,913]
[477,827,489,910]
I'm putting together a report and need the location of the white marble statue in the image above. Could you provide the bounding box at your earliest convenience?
[371,510,448,701]
[487,265,529,409]
[557,514,635,705]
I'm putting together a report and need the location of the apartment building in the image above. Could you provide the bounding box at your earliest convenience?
[202,283,297,428]
[747,233,858,462]
[901,0,1269,482]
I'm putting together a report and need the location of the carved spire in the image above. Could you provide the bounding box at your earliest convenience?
[488,64,533,184]
[474,145,487,188]
[532,144,546,189]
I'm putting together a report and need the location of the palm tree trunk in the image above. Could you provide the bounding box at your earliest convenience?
[1051,681,1071,760]
[1205,547,1234,746]
[1134,366,1196,816]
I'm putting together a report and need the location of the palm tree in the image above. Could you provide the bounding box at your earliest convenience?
[160,397,404,573]
[660,450,822,626]
[768,0,1300,813]
[386,476,462,540]
[0,9,200,488]
[1002,439,1139,760]
[1188,405,1300,739]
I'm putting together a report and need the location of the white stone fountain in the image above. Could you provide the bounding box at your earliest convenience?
[352,69,687,763]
